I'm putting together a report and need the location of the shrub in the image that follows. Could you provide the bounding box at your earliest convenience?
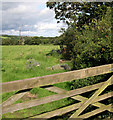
[59,7,113,70]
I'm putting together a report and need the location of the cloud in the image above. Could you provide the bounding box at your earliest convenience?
[2,2,67,37]
[2,0,47,3]
[2,2,21,10]
[2,3,41,30]
[36,23,58,30]
[40,7,53,16]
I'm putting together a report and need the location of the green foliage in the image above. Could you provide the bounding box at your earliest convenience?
[73,7,112,69]
[56,7,112,69]
[1,35,58,45]
[2,35,19,45]
[27,36,41,45]
[47,2,112,68]
[46,2,110,27]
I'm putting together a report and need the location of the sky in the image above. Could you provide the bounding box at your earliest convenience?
[1,1,67,37]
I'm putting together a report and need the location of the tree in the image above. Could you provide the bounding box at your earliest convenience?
[48,2,112,69]
[46,2,111,27]
[32,36,41,45]
[64,7,112,69]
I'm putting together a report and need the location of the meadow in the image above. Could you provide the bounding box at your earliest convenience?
[2,45,73,119]
[2,45,71,82]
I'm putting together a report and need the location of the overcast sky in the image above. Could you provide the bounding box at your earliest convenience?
[1,1,67,37]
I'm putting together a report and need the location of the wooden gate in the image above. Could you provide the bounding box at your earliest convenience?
[1,63,113,119]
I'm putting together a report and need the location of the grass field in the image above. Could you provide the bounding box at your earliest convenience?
[2,45,71,82]
[0,36,8,39]
[2,45,73,119]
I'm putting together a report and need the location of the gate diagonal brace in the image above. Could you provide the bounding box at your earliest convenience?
[69,75,113,119]
[45,86,112,112]
[44,83,113,116]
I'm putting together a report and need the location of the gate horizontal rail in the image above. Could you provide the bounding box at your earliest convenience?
[1,63,113,93]
[1,63,113,119]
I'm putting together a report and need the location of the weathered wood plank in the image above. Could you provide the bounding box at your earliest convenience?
[45,86,66,94]
[1,63,113,93]
[29,92,113,119]
[46,85,112,111]
[94,91,113,103]
[77,104,112,119]
[2,92,28,107]
[69,75,113,118]
[2,78,113,114]
[30,102,82,119]
[72,95,112,112]
[45,86,113,108]
[45,86,112,111]
[45,86,113,114]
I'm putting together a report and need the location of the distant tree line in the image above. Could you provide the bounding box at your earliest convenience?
[1,35,59,45]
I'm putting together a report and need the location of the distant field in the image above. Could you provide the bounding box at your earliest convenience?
[0,36,8,39]
[2,45,71,82]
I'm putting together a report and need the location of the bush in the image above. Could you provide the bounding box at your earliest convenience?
[59,7,113,70]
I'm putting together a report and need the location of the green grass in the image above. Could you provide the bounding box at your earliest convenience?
[2,45,70,82]
[2,45,73,118]
[0,36,9,39]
